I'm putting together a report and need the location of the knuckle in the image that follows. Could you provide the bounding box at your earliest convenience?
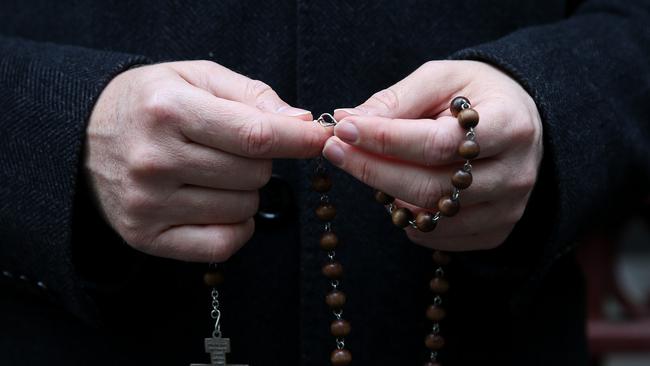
[512,114,538,143]
[374,123,394,155]
[423,128,456,164]
[411,175,444,209]
[511,166,537,194]
[246,79,275,102]
[254,161,273,188]
[117,216,153,250]
[140,88,178,122]
[357,158,377,187]
[239,119,275,157]
[210,242,235,263]
[122,189,156,217]
[127,146,170,178]
[240,191,260,218]
[211,223,253,262]
[368,88,400,113]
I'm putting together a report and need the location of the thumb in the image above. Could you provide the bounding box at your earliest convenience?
[169,60,312,119]
[334,60,467,120]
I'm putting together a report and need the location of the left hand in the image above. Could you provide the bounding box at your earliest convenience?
[323,60,543,251]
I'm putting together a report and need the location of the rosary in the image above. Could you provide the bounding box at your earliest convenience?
[191,96,480,366]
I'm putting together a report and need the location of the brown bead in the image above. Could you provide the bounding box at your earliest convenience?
[330,319,351,337]
[322,262,344,279]
[203,270,224,287]
[451,169,473,189]
[438,196,460,217]
[325,290,347,309]
[415,211,437,232]
[457,108,479,129]
[450,96,470,117]
[311,174,332,192]
[426,304,447,321]
[425,334,446,350]
[331,349,352,366]
[391,207,413,228]
[458,139,480,159]
[320,232,339,251]
[374,190,395,205]
[432,251,451,266]
[423,362,442,366]
[316,203,337,221]
[429,277,450,294]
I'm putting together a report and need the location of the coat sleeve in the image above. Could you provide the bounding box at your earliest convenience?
[0,35,149,323]
[449,0,650,293]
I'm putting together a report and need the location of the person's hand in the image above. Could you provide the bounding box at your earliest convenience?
[324,60,543,251]
[85,61,331,262]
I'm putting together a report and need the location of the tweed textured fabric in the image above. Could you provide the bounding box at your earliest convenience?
[1,0,648,365]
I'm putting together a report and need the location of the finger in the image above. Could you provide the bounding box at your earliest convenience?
[322,137,515,208]
[334,60,471,119]
[333,107,508,165]
[175,142,272,190]
[162,187,259,225]
[395,197,523,240]
[406,222,514,251]
[173,87,332,158]
[168,61,312,118]
[150,219,255,262]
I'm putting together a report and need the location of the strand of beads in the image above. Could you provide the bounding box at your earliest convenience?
[312,125,352,366]
[374,96,480,365]
[375,96,479,232]
[424,250,450,366]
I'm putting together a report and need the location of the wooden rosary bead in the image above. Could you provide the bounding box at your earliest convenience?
[450,96,470,117]
[391,207,414,228]
[424,334,446,350]
[429,277,450,293]
[458,139,480,159]
[326,290,347,309]
[203,270,224,287]
[432,251,451,266]
[438,196,460,217]
[331,349,352,366]
[312,174,333,192]
[457,108,479,129]
[451,169,472,189]
[320,232,339,251]
[374,190,395,205]
[322,262,344,279]
[330,319,352,337]
[316,203,337,221]
[415,211,437,232]
[426,304,447,322]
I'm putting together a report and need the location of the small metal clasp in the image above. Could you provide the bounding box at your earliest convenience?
[315,113,338,127]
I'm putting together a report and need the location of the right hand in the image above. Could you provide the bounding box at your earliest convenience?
[85,61,330,262]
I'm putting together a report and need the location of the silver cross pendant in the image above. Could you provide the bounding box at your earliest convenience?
[190,338,248,366]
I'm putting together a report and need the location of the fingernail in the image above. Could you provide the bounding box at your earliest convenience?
[334,121,358,144]
[333,108,364,116]
[277,105,312,117]
[323,140,344,166]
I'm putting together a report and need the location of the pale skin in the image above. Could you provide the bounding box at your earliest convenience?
[85,61,331,262]
[86,60,543,262]
[325,60,544,251]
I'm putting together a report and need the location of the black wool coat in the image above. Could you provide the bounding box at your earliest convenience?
[1,1,649,365]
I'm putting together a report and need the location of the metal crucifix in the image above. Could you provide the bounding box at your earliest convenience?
[190,338,248,366]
